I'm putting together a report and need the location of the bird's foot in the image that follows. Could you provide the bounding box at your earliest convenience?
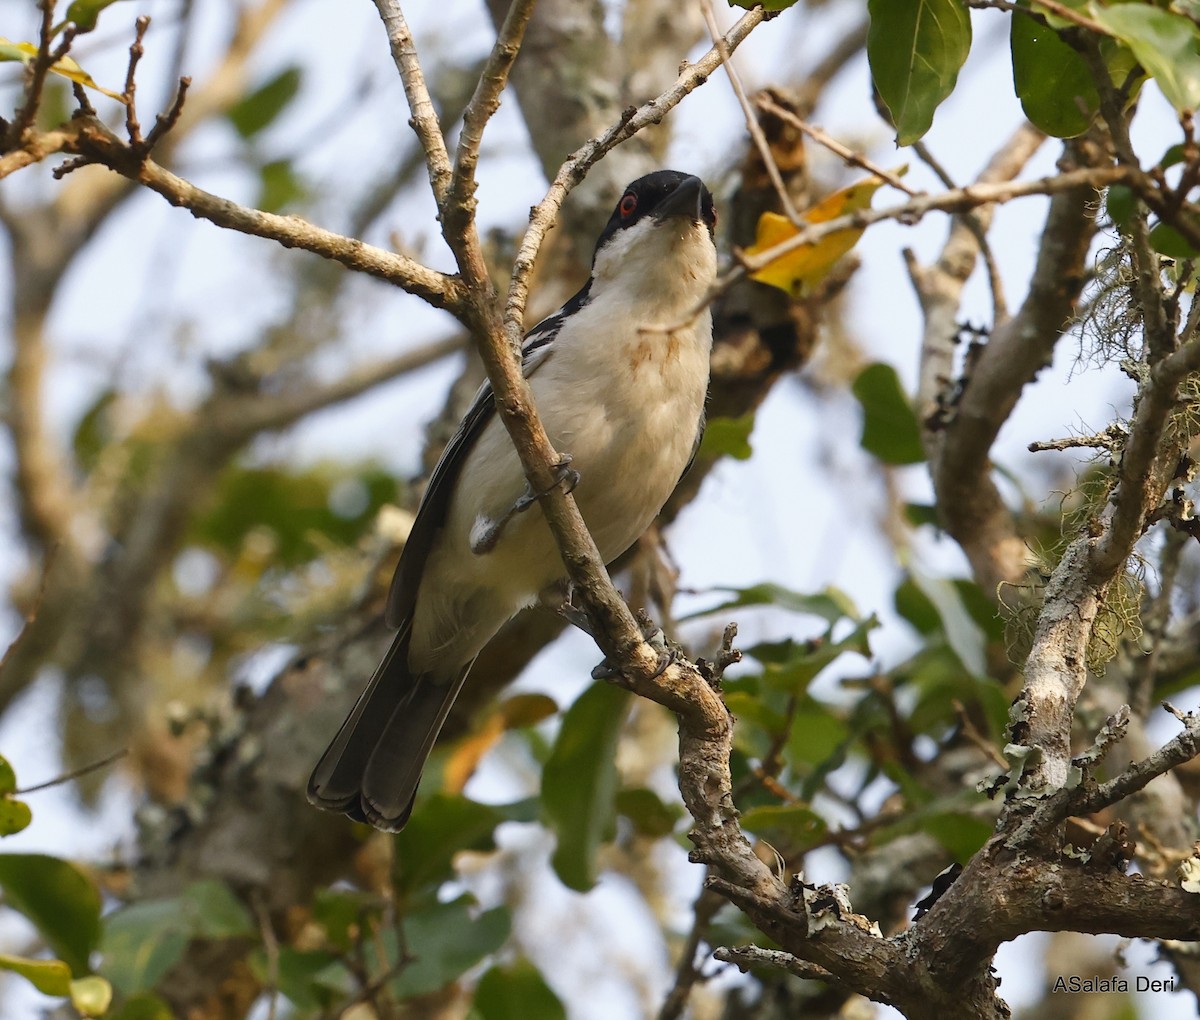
[556,582,594,635]
[470,455,579,555]
[591,610,677,680]
[512,454,580,514]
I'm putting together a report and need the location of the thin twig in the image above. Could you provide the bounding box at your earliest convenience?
[252,893,280,1020]
[757,93,918,197]
[658,886,724,1020]
[123,16,150,145]
[8,2,75,147]
[60,116,462,309]
[1028,0,1111,36]
[701,0,800,222]
[912,138,1009,322]
[142,76,192,153]
[448,0,536,214]
[13,748,128,795]
[1027,423,1128,453]
[664,160,1125,338]
[1007,705,1200,848]
[504,6,766,341]
[372,0,453,207]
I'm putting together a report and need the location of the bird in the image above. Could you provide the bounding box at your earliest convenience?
[308,170,718,831]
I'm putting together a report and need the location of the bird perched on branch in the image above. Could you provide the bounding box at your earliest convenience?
[308,170,718,831]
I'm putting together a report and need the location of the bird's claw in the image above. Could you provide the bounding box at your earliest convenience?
[590,612,676,680]
[472,455,580,555]
[513,455,580,514]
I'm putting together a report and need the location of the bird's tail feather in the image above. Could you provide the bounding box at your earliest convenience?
[307,630,471,832]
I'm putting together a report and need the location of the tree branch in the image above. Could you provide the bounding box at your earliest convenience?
[371,0,453,207]
[65,116,462,309]
[928,143,1098,594]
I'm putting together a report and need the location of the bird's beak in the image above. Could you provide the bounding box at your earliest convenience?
[653,175,705,224]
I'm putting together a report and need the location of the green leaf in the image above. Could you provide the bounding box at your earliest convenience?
[475,960,567,1020]
[738,804,827,850]
[867,0,972,144]
[0,854,102,975]
[786,698,850,767]
[257,159,306,213]
[615,787,682,839]
[852,362,925,465]
[906,568,987,676]
[904,502,939,527]
[70,975,113,1016]
[389,898,510,997]
[748,617,876,695]
[107,992,174,1020]
[191,464,399,566]
[919,811,993,862]
[681,583,859,624]
[1106,184,1135,232]
[100,900,190,994]
[725,688,788,758]
[698,413,755,461]
[64,0,129,32]
[227,67,303,138]
[729,0,800,10]
[0,954,72,996]
[72,390,117,473]
[0,798,32,837]
[541,682,630,891]
[1010,5,1098,137]
[0,755,16,796]
[311,888,379,953]
[99,880,252,994]
[393,794,505,899]
[1149,221,1200,259]
[179,879,255,939]
[253,947,343,1011]
[0,755,31,837]
[1091,4,1200,113]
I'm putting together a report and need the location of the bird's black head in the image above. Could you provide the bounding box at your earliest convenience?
[592,170,717,261]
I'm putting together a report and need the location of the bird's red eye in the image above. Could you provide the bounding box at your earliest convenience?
[619,193,637,217]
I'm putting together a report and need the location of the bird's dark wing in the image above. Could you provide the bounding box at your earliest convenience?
[384,285,590,628]
[680,410,706,484]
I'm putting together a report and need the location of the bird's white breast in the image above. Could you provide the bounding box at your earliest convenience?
[409,216,716,675]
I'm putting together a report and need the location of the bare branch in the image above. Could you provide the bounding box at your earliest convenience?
[928,143,1098,594]
[6,2,76,148]
[714,945,835,983]
[122,16,150,145]
[372,0,453,207]
[13,747,128,795]
[755,93,918,197]
[64,116,462,309]
[701,0,800,222]
[1008,705,1200,848]
[1090,327,1200,580]
[231,335,465,437]
[448,0,537,212]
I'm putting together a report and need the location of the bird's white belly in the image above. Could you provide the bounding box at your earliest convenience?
[408,312,711,675]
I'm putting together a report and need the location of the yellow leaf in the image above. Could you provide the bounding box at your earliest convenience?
[442,693,558,793]
[0,38,125,102]
[70,975,114,1016]
[745,170,904,295]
